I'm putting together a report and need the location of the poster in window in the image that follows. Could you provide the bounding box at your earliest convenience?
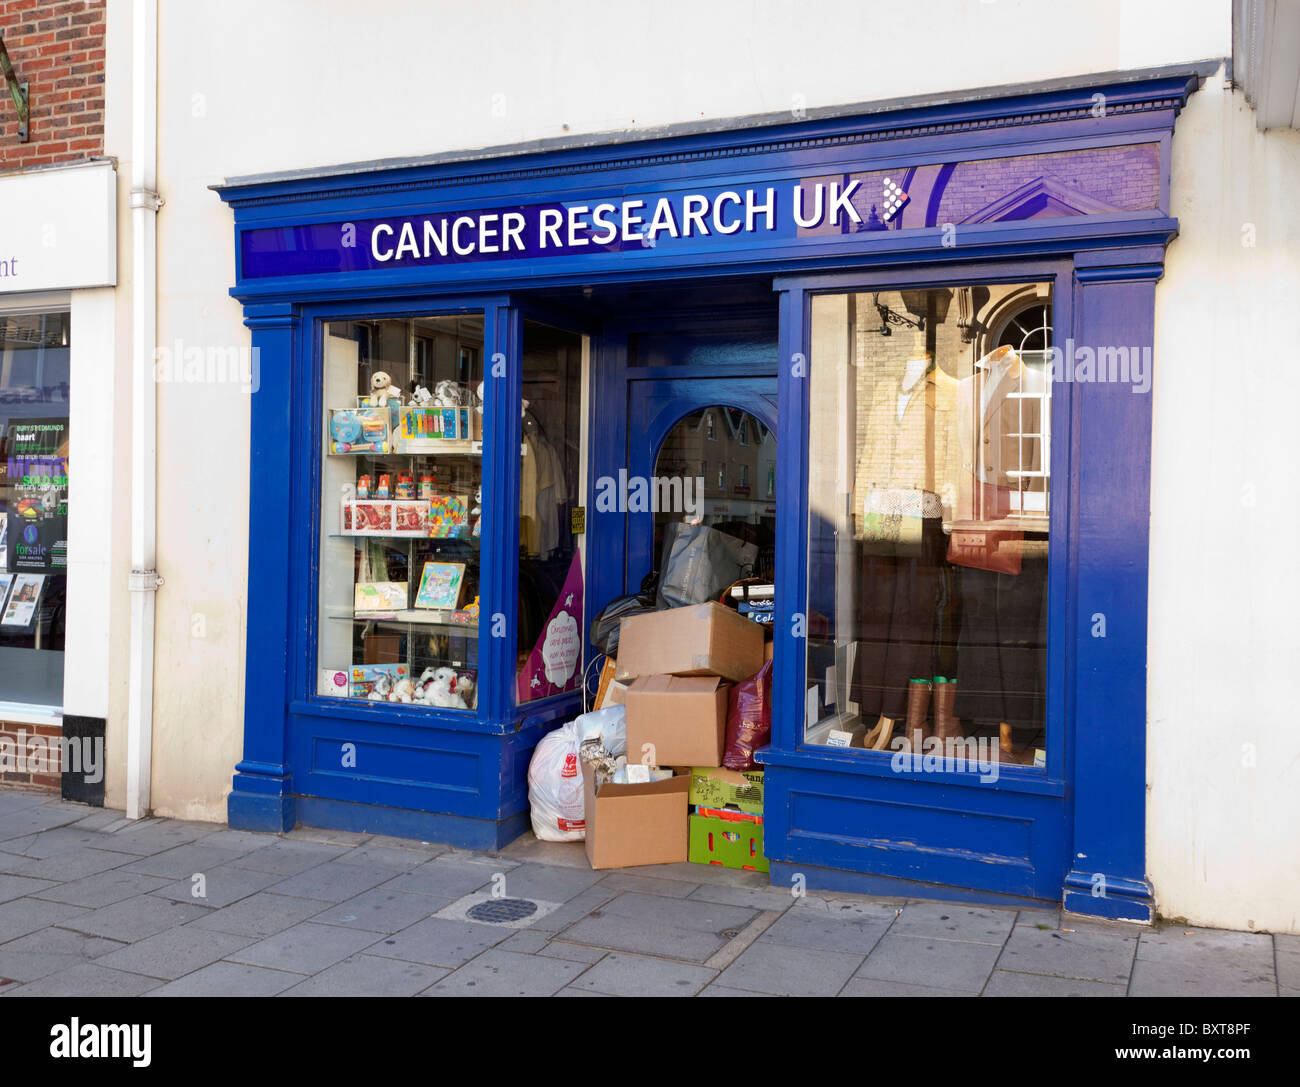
[1,572,45,628]
[5,417,69,573]
[517,550,583,702]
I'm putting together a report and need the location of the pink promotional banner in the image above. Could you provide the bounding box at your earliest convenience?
[517,551,584,702]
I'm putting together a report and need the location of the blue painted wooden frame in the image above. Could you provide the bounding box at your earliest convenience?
[216,70,1194,902]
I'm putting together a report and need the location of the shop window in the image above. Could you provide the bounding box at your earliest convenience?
[0,311,70,709]
[516,321,584,704]
[317,315,484,709]
[804,284,1051,768]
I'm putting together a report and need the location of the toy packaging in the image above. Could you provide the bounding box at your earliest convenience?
[353,581,408,612]
[349,663,409,698]
[339,484,429,537]
[427,494,471,537]
[329,404,399,454]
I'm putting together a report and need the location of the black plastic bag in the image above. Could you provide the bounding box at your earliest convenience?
[591,590,657,655]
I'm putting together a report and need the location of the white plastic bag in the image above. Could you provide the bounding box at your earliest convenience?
[575,704,626,757]
[527,721,586,841]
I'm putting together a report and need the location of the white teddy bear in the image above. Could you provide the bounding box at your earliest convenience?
[368,370,403,407]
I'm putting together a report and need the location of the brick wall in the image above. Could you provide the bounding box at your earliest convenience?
[0,720,62,790]
[0,0,105,172]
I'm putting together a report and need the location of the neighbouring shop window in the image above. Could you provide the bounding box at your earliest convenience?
[0,311,70,709]
[516,321,583,703]
[804,284,1052,768]
[317,315,484,709]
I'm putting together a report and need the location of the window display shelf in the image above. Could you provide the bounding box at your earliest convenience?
[327,441,483,457]
[329,611,477,633]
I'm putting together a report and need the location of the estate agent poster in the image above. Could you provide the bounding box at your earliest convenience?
[5,417,69,573]
[1,572,45,628]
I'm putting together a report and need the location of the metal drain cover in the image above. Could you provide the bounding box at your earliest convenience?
[466,897,539,923]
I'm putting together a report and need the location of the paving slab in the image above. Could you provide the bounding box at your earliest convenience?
[227,920,381,975]
[565,950,717,997]
[149,864,284,908]
[90,820,218,856]
[0,927,127,982]
[560,911,731,963]
[120,842,257,881]
[187,892,332,938]
[486,861,605,903]
[4,845,135,883]
[266,860,399,903]
[687,883,797,911]
[855,933,1002,993]
[381,857,499,899]
[594,891,757,934]
[225,840,351,876]
[0,873,59,904]
[280,953,449,996]
[0,962,162,998]
[144,961,305,997]
[983,969,1126,996]
[0,897,91,942]
[697,983,778,996]
[996,925,1137,984]
[524,886,619,933]
[95,926,256,980]
[1136,925,1274,966]
[890,901,1018,945]
[33,869,173,908]
[536,941,608,964]
[596,871,701,898]
[757,907,890,955]
[56,893,211,943]
[839,977,973,997]
[424,948,590,996]
[497,835,592,869]
[1128,956,1277,997]
[309,887,447,934]
[0,807,83,841]
[366,916,510,968]
[714,941,863,996]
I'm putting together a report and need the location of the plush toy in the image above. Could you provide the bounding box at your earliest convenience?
[424,665,468,709]
[433,380,464,407]
[454,672,476,710]
[368,371,403,407]
[474,381,485,417]
[411,384,433,406]
[368,673,394,701]
[470,485,482,537]
[388,676,415,704]
[412,667,440,703]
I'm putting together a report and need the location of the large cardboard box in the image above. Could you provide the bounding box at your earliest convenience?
[582,761,690,869]
[616,602,765,683]
[625,675,729,767]
[688,766,765,815]
[689,808,769,873]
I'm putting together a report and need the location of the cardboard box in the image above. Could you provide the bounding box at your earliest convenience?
[616,601,765,683]
[689,809,768,872]
[582,761,690,869]
[625,675,729,767]
[688,766,765,815]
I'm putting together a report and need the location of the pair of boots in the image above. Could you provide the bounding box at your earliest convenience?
[902,677,962,753]
[863,677,962,752]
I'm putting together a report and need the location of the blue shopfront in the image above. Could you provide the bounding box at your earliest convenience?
[215,66,1208,922]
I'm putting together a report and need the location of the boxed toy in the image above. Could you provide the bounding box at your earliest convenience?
[582,760,690,869]
[615,601,765,683]
[689,807,768,872]
[688,766,765,815]
[349,663,409,698]
[624,675,729,767]
[340,490,429,537]
[427,494,471,538]
[329,404,399,454]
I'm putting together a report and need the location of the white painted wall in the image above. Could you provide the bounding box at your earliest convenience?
[115,0,1300,933]
[1148,64,1300,934]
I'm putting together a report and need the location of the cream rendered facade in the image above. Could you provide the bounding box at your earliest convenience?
[90,0,1297,932]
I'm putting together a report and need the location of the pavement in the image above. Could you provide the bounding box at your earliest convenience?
[0,787,1293,997]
